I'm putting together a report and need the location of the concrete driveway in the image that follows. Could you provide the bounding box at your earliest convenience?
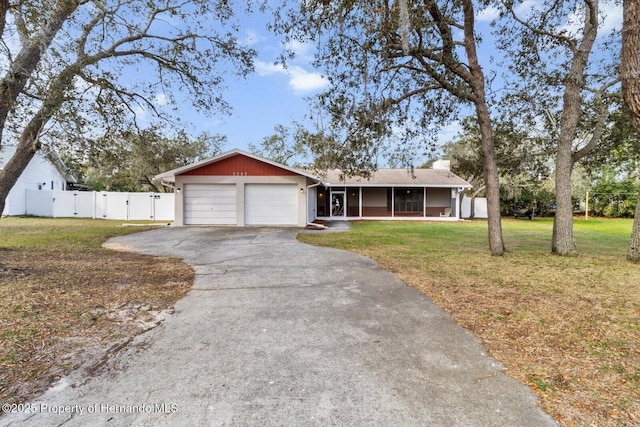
[2,227,556,426]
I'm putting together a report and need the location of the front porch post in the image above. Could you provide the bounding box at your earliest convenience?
[359,186,362,217]
[423,187,427,217]
[391,186,395,218]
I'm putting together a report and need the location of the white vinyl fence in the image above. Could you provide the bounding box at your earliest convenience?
[461,197,488,219]
[25,190,174,221]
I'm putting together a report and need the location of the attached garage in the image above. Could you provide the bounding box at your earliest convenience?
[183,184,236,225]
[245,184,298,226]
[155,150,318,227]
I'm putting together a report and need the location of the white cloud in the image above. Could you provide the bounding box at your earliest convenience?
[436,121,462,145]
[514,0,543,19]
[255,61,284,75]
[600,1,622,34]
[244,29,266,46]
[255,60,328,94]
[154,93,168,106]
[558,1,622,38]
[283,40,315,61]
[476,6,500,22]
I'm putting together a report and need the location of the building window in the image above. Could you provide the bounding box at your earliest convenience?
[389,188,424,213]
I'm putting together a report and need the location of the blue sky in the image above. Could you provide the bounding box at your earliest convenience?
[197,12,330,154]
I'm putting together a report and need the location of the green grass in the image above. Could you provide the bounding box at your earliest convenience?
[299,218,639,426]
[0,217,166,249]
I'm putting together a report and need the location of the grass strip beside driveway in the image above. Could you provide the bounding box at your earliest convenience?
[299,218,640,427]
[0,218,193,405]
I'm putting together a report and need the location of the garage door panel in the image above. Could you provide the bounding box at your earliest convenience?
[245,184,298,225]
[184,184,236,225]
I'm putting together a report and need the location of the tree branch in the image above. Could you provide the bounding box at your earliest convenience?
[502,0,578,52]
[0,1,81,144]
[573,78,621,163]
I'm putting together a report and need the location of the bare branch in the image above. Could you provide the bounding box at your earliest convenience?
[502,0,578,52]
[573,78,621,163]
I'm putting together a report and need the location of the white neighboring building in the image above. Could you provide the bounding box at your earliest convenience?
[0,145,76,216]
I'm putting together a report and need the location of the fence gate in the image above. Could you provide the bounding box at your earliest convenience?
[25,190,174,221]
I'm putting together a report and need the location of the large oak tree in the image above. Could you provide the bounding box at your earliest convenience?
[274,0,506,255]
[0,0,257,214]
[496,0,621,255]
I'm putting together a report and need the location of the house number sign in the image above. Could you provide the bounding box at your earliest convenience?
[231,171,248,176]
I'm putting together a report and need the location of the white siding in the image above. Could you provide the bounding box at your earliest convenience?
[307,186,317,224]
[1,146,68,216]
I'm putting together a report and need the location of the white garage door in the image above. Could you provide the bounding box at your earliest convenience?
[184,184,236,225]
[245,184,298,226]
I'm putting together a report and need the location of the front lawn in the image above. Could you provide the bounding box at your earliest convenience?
[0,218,193,405]
[299,218,640,427]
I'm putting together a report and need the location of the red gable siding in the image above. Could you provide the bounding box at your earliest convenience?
[182,154,298,176]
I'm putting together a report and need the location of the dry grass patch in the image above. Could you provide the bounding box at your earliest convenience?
[299,219,640,427]
[0,218,193,405]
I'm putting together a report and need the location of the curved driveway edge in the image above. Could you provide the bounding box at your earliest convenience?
[2,227,556,426]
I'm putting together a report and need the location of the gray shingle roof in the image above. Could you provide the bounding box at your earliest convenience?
[320,168,471,187]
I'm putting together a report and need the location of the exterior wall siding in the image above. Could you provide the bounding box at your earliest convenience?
[1,146,68,216]
[182,154,299,177]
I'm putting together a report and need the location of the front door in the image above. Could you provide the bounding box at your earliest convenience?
[331,191,345,218]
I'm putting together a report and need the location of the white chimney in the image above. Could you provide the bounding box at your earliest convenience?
[432,159,450,170]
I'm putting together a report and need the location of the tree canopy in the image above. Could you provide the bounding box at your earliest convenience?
[65,127,224,192]
[0,0,260,213]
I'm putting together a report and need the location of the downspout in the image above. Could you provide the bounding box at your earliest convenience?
[306,181,324,228]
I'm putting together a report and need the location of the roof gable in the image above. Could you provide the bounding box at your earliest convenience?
[183,153,299,176]
[154,149,320,183]
[0,145,76,183]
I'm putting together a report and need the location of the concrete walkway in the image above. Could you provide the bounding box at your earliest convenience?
[2,227,556,426]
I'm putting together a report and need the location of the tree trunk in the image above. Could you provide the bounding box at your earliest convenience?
[0,1,80,215]
[629,186,640,262]
[552,149,577,255]
[470,195,475,219]
[462,0,504,255]
[0,64,72,215]
[0,1,80,141]
[622,0,640,262]
[0,0,8,37]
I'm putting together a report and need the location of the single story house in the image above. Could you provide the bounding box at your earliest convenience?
[154,149,472,227]
[0,145,76,216]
